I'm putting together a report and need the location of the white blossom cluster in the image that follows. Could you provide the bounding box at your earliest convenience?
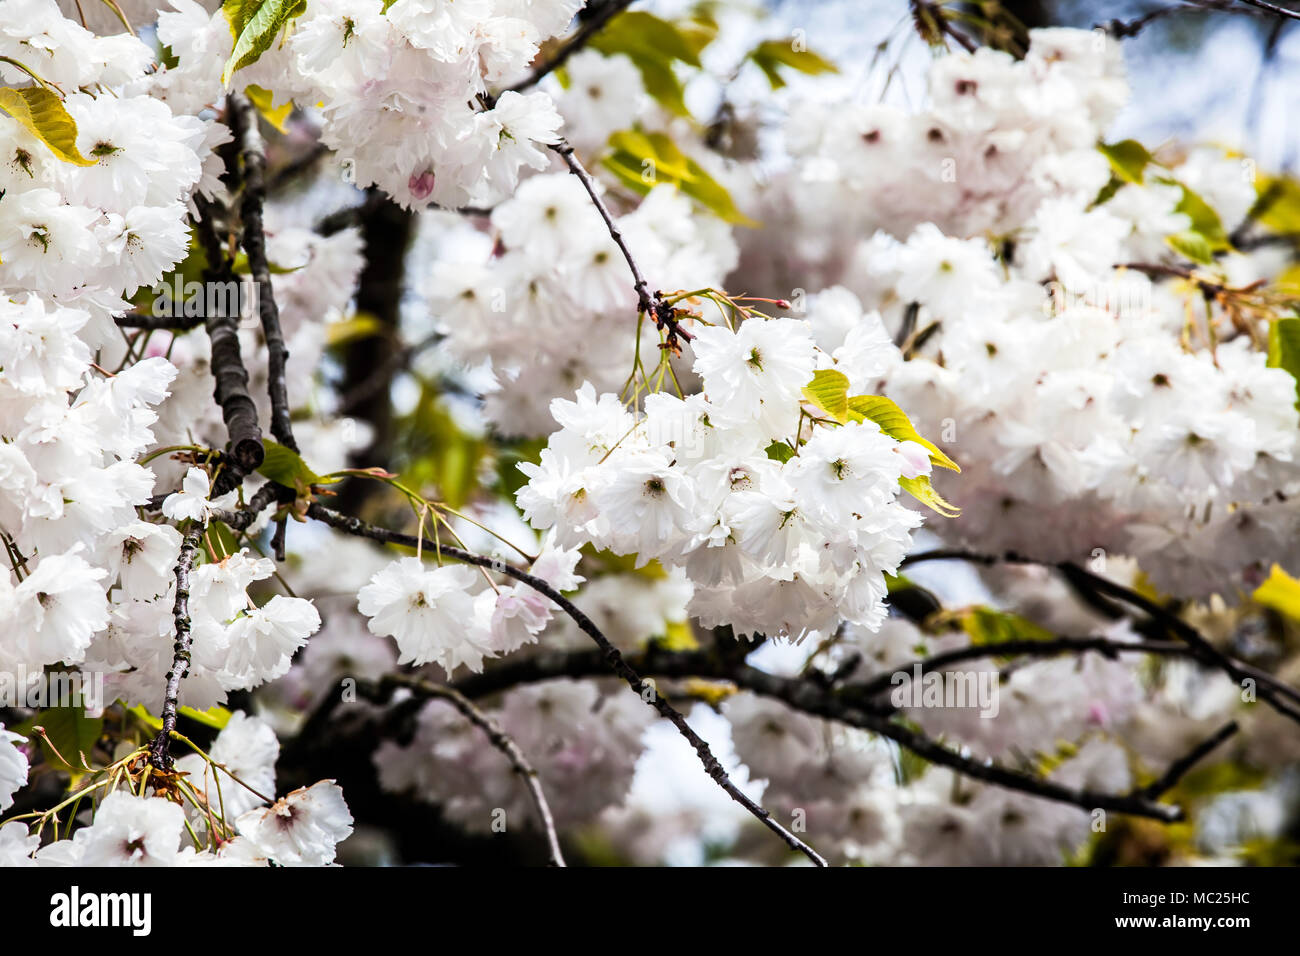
[515,317,931,638]
[741,28,1128,292]
[0,714,352,866]
[427,173,737,436]
[152,0,582,208]
[357,540,583,675]
[376,678,652,830]
[709,29,1300,602]
[0,1,225,306]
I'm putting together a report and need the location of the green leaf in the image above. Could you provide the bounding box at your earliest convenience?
[1254,564,1300,619]
[899,475,960,517]
[0,86,96,165]
[801,368,850,423]
[845,395,960,472]
[747,39,838,90]
[765,440,795,463]
[1159,178,1230,265]
[1097,139,1152,185]
[1267,317,1300,408]
[221,0,307,85]
[587,11,709,117]
[1166,230,1214,265]
[962,606,1053,645]
[1251,175,1300,234]
[603,129,756,225]
[325,313,386,347]
[395,390,486,510]
[257,438,323,488]
[1171,182,1229,247]
[590,11,705,67]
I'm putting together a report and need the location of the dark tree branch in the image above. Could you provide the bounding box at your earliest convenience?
[847,636,1193,701]
[502,0,638,95]
[230,92,298,455]
[1237,0,1300,21]
[337,331,444,414]
[193,195,264,495]
[433,645,1190,821]
[1141,721,1240,799]
[550,140,694,350]
[363,675,566,867]
[115,314,205,331]
[304,502,828,866]
[148,523,203,770]
[901,549,1300,725]
[336,188,417,516]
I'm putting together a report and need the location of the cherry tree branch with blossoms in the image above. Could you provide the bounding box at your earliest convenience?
[2,0,1300,873]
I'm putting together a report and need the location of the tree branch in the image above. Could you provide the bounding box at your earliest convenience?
[503,0,638,95]
[433,645,1189,821]
[363,675,566,867]
[901,549,1300,726]
[1141,721,1240,799]
[148,523,204,770]
[304,502,828,866]
[229,92,298,455]
[846,635,1193,702]
[193,195,265,496]
[550,140,694,350]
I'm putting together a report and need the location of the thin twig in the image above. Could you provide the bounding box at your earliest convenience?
[1141,721,1240,799]
[304,502,828,865]
[550,140,694,350]
[115,314,206,331]
[848,636,1193,701]
[1236,0,1300,21]
[502,0,638,95]
[373,675,566,866]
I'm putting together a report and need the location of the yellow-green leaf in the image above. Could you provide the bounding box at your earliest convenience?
[244,83,294,133]
[1166,229,1214,265]
[179,704,233,730]
[257,438,323,488]
[846,395,960,471]
[128,704,164,731]
[962,606,1054,645]
[326,313,386,347]
[656,619,699,651]
[1254,564,1300,619]
[590,11,706,67]
[0,86,96,165]
[802,368,850,423]
[603,129,756,225]
[1267,316,1300,408]
[748,39,837,90]
[1097,139,1152,185]
[899,475,960,517]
